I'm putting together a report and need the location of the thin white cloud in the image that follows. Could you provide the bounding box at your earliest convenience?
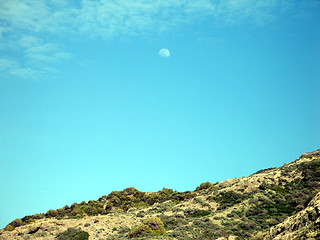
[215,0,282,25]
[0,0,315,79]
[0,0,53,32]
[9,66,46,79]
[23,41,72,63]
[0,0,295,39]
[0,33,72,79]
[0,58,50,79]
[0,58,17,72]
[0,0,73,79]
[18,35,41,48]
[74,0,218,38]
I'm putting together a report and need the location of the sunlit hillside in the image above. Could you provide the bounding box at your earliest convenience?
[1,149,319,239]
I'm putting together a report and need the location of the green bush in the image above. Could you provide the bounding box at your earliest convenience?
[267,186,288,194]
[129,224,153,238]
[185,209,211,218]
[123,187,141,196]
[8,218,23,228]
[159,188,175,196]
[196,181,213,191]
[45,209,58,218]
[143,217,166,234]
[129,217,166,238]
[56,227,89,240]
[4,224,14,231]
[214,191,248,209]
[160,214,187,230]
[32,213,45,219]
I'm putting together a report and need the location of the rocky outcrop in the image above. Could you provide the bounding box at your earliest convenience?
[266,191,320,239]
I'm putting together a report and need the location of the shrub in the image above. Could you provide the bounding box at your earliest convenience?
[129,224,153,238]
[160,214,187,230]
[118,227,130,234]
[45,209,58,218]
[56,227,89,240]
[136,211,146,218]
[159,188,175,196]
[267,185,288,194]
[274,201,295,214]
[22,215,36,224]
[123,187,141,196]
[129,217,166,238]
[132,202,149,208]
[143,217,166,234]
[4,224,14,231]
[63,205,70,210]
[196,181,213,191]
[32,213,44,219]
[185,209,211,218]
[214,191,248,209]
[8,218,23,228]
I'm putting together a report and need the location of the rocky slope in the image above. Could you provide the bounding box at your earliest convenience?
[1,149,319,240]
[266,191,320,239]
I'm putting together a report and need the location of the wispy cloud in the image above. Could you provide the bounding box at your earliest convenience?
[20,36,72,63]
[0,0,74,79]
[0,58,51,79]
[0,0,314,79]
[73,0,218,38]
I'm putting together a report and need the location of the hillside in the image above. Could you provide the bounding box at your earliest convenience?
[1,149,319,240]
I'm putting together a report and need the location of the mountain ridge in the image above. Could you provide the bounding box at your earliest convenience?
[1,149,319,239]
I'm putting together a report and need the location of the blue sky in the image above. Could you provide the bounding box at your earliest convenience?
[0,0,319,228]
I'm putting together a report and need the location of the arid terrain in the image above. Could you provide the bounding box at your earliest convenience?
[1,149,319,239]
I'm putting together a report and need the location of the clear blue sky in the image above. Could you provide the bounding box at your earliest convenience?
[0,0,319,228]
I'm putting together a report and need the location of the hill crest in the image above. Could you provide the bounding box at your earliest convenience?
[1,149,319,239]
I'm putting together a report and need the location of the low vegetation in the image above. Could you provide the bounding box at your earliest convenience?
[2,150,319,240]
[56,227,89,240]
[4,187,195,231]
[129,217,166,238]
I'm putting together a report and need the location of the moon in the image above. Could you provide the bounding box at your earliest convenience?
[159,48,170,58]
